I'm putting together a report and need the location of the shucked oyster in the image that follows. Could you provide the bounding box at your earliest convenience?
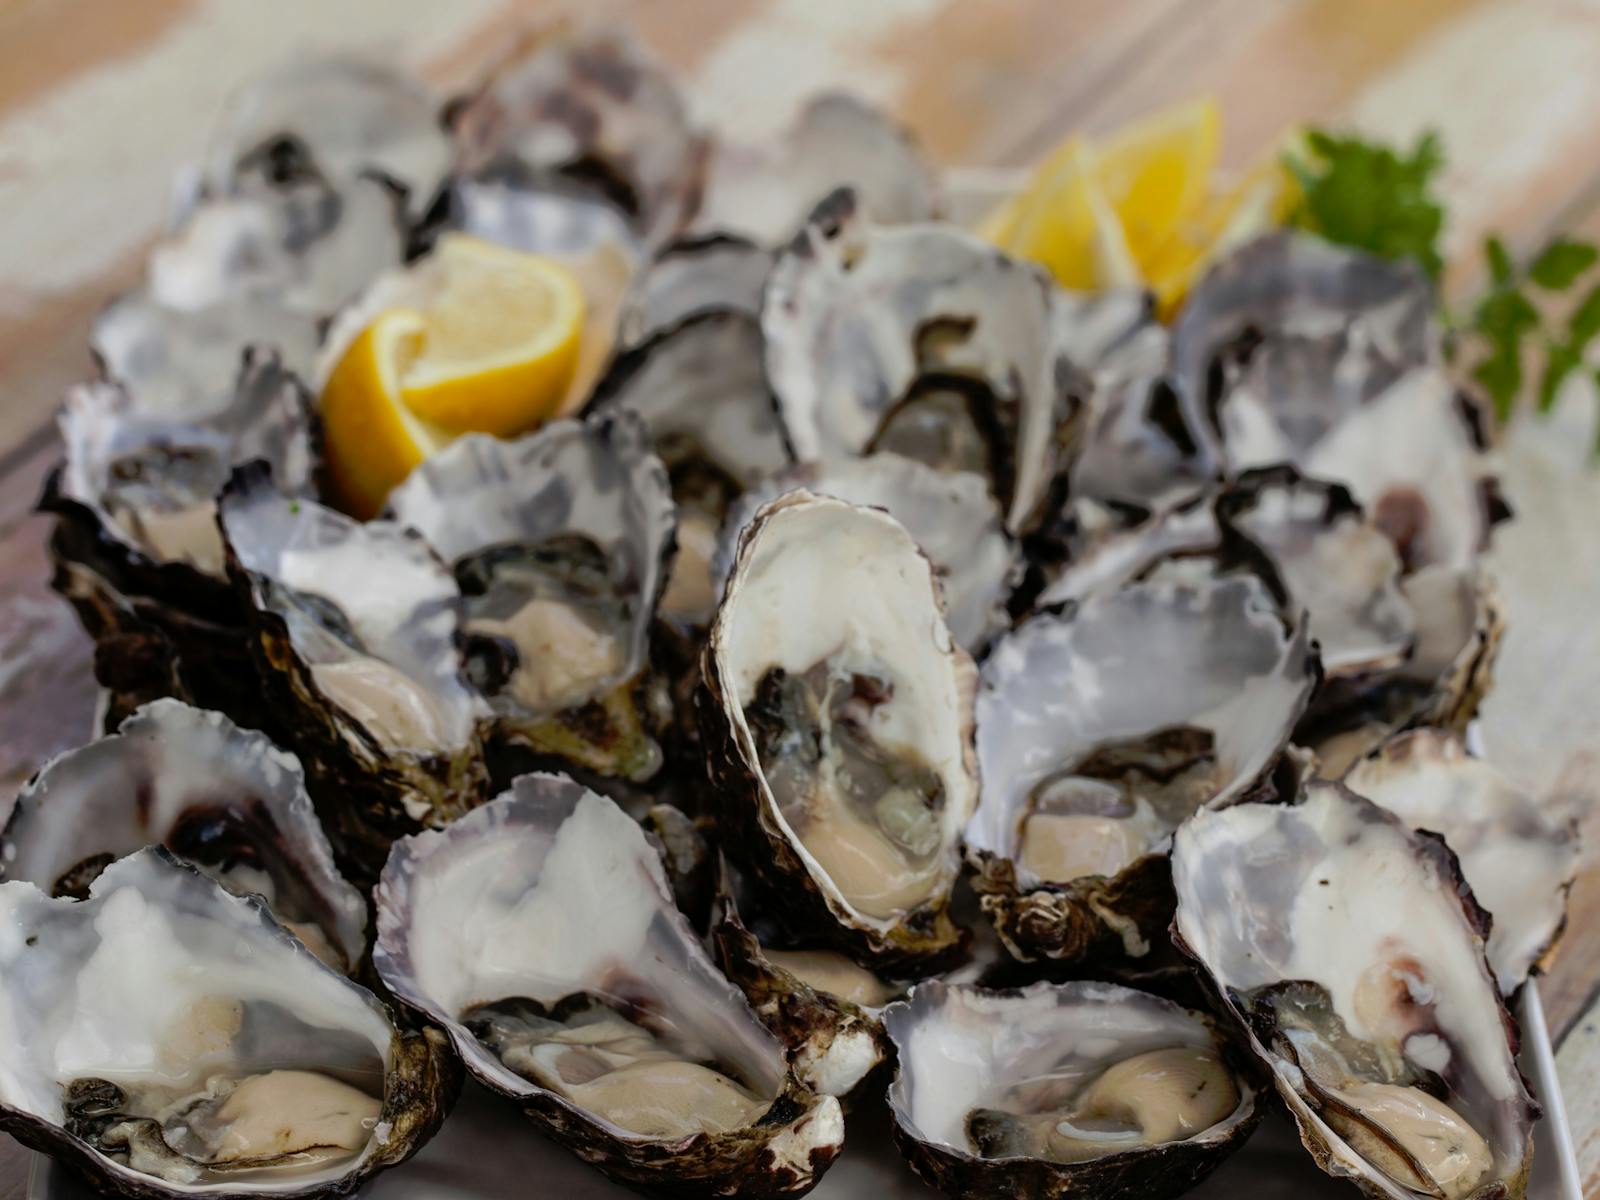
[0,700,364,973]
[701,491,980,969]
[883,981,1260,1200]
[1345,730,1580,994]
[718,453,1021,653]
[373,775,844,1196]
[1173,782,1538,1200]
[219,465,488,876]
[42,353,316,727]
[968,571,1317,963]
[763,189,1087,534]
[385,417,676,781]
[0,849,453,1198]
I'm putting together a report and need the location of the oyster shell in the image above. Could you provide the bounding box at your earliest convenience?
[614,233,773,351]
[0,848,454,1198]
[1345,730,1579,994]
[0,700,365,973]
[219,465,488,876]
[969,571,1318,963]
[700,491,980,969]
[882,980,1260,1199]
[450,26,705,246]
[718,453,1020,653]
[1173,781,1539,1200]
[763,189,1087,534]
[373,774,844,1196]
[697,94,938,245]
[385,417,676,781]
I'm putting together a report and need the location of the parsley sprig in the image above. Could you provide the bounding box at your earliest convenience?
[1284,128,1600,439]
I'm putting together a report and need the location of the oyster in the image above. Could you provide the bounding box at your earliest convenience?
[385,417,676,781]
[219,465,488,876]
[718,453,1020,653]
[373,774,844,1196]
[969,571,1317,963]
[763,188,1087,534]
[1173,781,1538,1200]
[0,849,453,1197]
[0,700,365,973]
[450,26,705,247]
[614,233,773,351]
[697,93,938,245]
[883,980,1260,1199]
[1345,730,1579,994]
[42,353,317,726]
[700,491,980,969]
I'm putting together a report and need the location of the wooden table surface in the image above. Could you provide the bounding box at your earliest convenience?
[2,1,1598,1196]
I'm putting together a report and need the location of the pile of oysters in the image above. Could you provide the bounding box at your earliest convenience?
[4,25,1579,1200]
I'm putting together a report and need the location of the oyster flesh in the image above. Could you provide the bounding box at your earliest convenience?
[1173,781,1538,1200]
[701,491,980,969]
[883,980,1260,1199]
[373,774,844,1196]
[0,849,453,1198]
[969,570,1317,963]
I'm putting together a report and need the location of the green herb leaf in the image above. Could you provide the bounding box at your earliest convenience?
[1285,129,1446,280]
[1486,237,1514,287]
[1470,285,1539,421]
[1539,340,1581,411]
[1568,281,1600,345]
[1529,238,1599,290]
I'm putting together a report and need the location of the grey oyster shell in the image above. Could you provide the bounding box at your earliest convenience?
[385,415,677,781]
[1173,781,1538,1200]
[219,464,488,878]
[762,188,1088,534]
[717,453,1021,653]
[968,571,1318,964]
[41,352,317,728]
[450,26,706,247]
[1344,729,1580,994]
[373,774,845,1197]
[0,699,365,973]
[700,491,980,970]
[696,93,939,245]
[614,233,774,351]
[0,848,455,1199]
[202,57,451,215]
[882,980,1261,1200]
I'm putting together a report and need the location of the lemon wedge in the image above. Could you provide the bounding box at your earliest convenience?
[318,234,586,519]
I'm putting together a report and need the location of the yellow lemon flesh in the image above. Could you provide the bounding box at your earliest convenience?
[319,234,586,519]
[980,98,1298,315]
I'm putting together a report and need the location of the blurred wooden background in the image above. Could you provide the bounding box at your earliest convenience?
[2,0,1599,1195]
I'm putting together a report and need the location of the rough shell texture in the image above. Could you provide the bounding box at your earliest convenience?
[696,93,938,245]
[716,453,1021,653]
[763,188,1086,534]
[969,572,1317,964]
[882,980,1261,1200]
[615,233,774,350]
[700,491,980,970]
[0,699,365,971]
[1344,729,1580,994]
[1172,782,1537,1200]
[385,415,676,781]
[220,465,488,880]
[0,848,456,1199]
[373,775,844,1197]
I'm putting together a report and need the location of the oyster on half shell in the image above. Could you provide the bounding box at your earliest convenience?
[969,570,1317,963]
[373,775,844,1197]
[0,700,364,973]
[1173,782,1538,1200]
[883,980,1260,1200]
[0,849,454,1199]
[700,491,980,969]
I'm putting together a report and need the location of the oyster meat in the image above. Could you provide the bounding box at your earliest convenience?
[701,491,980,968]
[1173,781,1538,1199]
[0,700,365,973]
[373,774,843,1196]
[883,980,1259,1199]
[0,849,452,1197]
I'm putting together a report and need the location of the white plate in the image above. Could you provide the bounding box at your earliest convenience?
[28,987,1582,1200]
